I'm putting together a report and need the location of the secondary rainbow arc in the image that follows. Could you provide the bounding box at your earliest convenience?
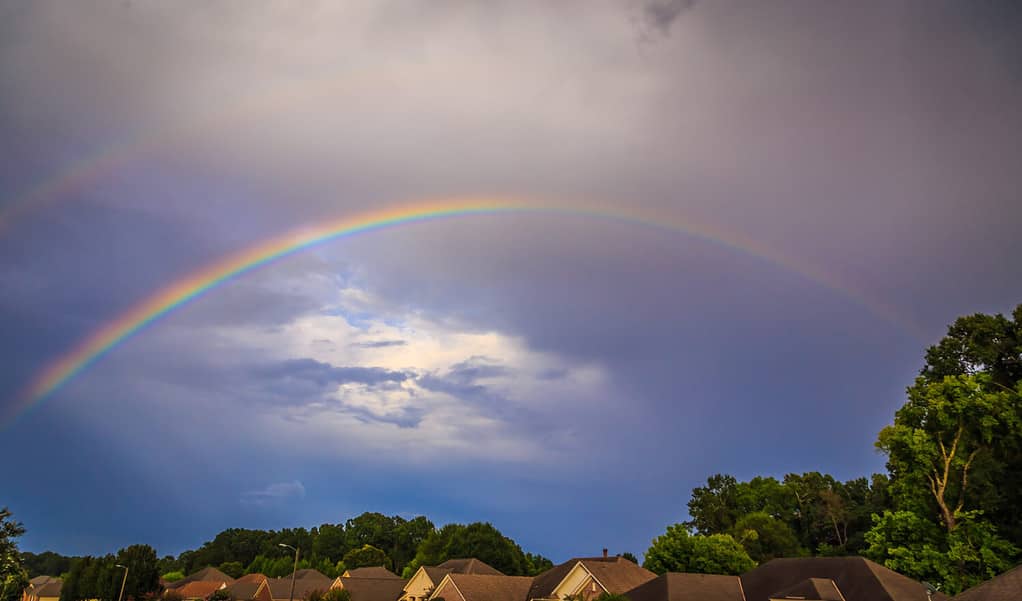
[15,198,918,421]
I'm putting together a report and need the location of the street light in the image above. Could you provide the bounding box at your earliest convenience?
[277,544,299,601]
[115,564,129,601]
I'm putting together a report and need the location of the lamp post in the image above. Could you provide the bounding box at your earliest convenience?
[278,544,299,601]
[115,564,129,601]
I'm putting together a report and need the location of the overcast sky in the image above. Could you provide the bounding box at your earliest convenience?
[1,0,1020,562]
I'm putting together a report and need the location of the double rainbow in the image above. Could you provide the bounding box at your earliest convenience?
[15,198,917,420]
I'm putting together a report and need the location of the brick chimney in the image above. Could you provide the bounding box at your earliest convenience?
[602,548,608,558]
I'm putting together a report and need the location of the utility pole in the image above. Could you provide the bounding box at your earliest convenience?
[278,544,299,601]
[115,564,129,601]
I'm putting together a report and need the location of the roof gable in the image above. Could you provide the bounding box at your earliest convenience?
[953,563,1022,601]
[741,557,950,601]
[625,572,746,601]
[770,577,845,601]
[431,574,533,601]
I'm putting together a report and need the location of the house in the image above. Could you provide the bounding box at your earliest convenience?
[623,572,747,601]
[331,577,407,601]
[954,563,1022,601]
[339,567,402,580]
[427,573,533,601]
[224,573,270,601]
[22,577,62,601]
[528,553,656,600]
[174,581,228,601]
[256,572,333,601]
[740,557,951,601]
[167,568,236,591]
[400,558,503,601]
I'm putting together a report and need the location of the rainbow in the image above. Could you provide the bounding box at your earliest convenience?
[14,198,919,419]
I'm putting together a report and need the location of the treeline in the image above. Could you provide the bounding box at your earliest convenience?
[22,514,556,601]
[658,305,1022,595]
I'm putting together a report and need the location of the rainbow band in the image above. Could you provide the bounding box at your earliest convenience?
[16,198,918,418]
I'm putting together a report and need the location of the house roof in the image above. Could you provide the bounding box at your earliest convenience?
[422,567,452,586]
[342,567,402,580]
[333,577,406,601]
[624,572,746,601]
[529,556,656,599]
[437,574,533,601]
[176,581,227,600]
[225,574,267,600]
[770,578,846,600]
[29,582,63,598]
[434,559,503,576]
[170,567,236,589]
[264,577,331,601]
[741,557,950,601]
[954,563,1022,601]
[293,570,331,582]
[29,576,60,586]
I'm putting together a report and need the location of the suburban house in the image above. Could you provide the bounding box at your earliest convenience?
[224,573,270,601]
[254,570,333,601]
[88,551,1022,601]
[740,557,950,601]
[174,581,229,601]
[22,577,62,601]
[622,573,746,601]
[339,567,402,580]
[953,563,1022,601]
[400,558,503,601]
[330,577,407,601]
[527,553,657,600]
[428,573,533,601]
[167,567,235,591]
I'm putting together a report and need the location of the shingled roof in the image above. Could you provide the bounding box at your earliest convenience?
[175,581,227,600]
[341,567,402,580]
[432,574,533,601]
[954,564,1022,601]
[334,577,407,601]
[169,567,235,590]
[624,572,746,601]
[528,556,656,599]
[741,557,950,601]
[263,577,331,601]
[434,559,503,576]
[225,573,267,600]
[28,582,63,599]
[769,578,845,600]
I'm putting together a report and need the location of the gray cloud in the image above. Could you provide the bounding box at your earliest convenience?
[253,358,412,388]
[352,339,408,348]
[643,0,696,34]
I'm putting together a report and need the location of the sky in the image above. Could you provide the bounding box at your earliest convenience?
[1,0,1021,563]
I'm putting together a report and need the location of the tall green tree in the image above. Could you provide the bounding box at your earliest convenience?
[409,523,529,576]
[0,509,27,601]
[728,512,803,563]
[877,374,1020,532]
[340,545,391,571]
[114,545,160,600]
[643,524,755,576]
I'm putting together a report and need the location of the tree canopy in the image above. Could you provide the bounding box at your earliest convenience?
[643,524,755,576]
